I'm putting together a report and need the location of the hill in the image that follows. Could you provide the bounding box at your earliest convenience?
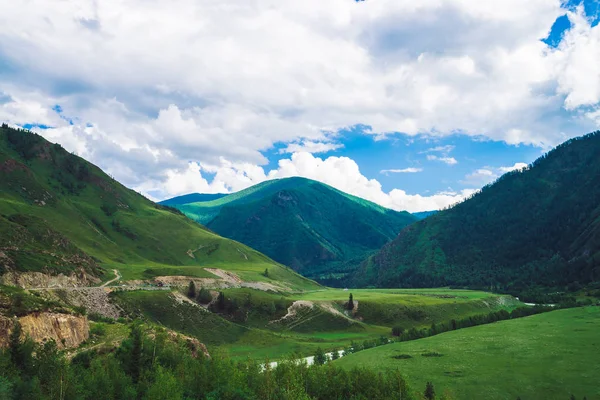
[412,211,438,220]
[0,124,316,290]
[159,193,227,206]
[355,131,600,294]
[335,307,600,400]
[161,177,417,282]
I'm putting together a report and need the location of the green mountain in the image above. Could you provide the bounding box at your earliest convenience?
[356,131,600,293]
[0,124,315,289]
[160,193,227,206]
[412,211,438,220]
[162,177,417,281]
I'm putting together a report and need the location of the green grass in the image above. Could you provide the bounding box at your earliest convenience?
[114,287,524,362]
[335,307,600,400]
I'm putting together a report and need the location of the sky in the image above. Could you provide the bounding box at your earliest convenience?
[1,0,600,212]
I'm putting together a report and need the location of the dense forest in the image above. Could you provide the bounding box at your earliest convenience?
[1,321,417,400]
[355,131,600,294]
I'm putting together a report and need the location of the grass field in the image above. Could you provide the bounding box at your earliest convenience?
[335,307,600,400]
[114,287,523,361]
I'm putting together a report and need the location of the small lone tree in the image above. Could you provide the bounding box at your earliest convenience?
[313,347,327,366]
[197,287,212,304]
[424,381,435,400]
[347,293,354,310]
[187,281,196,299]
[331,349,339,360]
[263,268,269,278]
[392,326,404,337]
[217,292,226,311]
[9,319,23,368]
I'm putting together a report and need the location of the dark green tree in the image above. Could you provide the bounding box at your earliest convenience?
[392,326,404,337]
[313,347,327,366]
[128,323,143,383]
[197,287,212,304]
[187,281,196,299]
[424,381,436,400]
[331,349,339,360]
[9,319,24,369]
[263,268,269,278]
[217,292,226,311]
[347,293,354,310]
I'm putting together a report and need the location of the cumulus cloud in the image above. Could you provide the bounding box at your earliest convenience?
[427,155,458,165]
[0,1,599,210]
[461,162,528,185]
[147,152,473,212]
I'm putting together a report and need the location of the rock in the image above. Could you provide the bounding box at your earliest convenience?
[0,312,89,349]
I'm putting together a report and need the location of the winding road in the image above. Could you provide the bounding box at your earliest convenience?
[101,269,121,287]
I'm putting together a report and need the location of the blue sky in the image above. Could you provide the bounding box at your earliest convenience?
[1,0,600,211]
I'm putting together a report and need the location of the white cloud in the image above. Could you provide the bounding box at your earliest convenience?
[423,145,455,154]
[498,162,528,173]
[279,140,343,154]
[0,0,599,207]
[427,155,458,165]
[462,162,528,185]
[148,152,473,212]
[380,168,423,174]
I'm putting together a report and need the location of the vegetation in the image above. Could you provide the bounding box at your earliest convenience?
[336,307,600,400]
[161,177,417,283]
[0,321,419,400]
[0,125,318,290]
[356,131,600,295]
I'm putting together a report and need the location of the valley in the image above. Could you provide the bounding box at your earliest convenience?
[1,124,599,399]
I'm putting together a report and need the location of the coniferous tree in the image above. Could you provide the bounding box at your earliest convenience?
[9,319,24,370]
[187,281,196,299]
[424,381,436,400]
[217,292,226,311]
[347,293,354,310]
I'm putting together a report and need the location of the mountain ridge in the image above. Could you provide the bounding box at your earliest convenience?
[162,177,417,281]
[354,131,600,292]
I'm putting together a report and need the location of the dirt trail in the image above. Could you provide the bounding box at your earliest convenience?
[101,269,121,287]
[171,292,208,311]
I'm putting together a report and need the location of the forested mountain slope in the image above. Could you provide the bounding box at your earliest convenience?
[356,131,600,292]
[0,125,313,288]
[162,178,417,281]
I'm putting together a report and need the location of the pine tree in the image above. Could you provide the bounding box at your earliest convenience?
[424,381,436,400]
[9,319,23,369]
[263,268,269,278]
[217,292,226,311]
[331,349,339,360]
[187,281,196,299]
[347,293,354,310]
[129,323,143,383]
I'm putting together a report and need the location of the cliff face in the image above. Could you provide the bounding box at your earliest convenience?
[0,312,89,349]
[0,270,100,289]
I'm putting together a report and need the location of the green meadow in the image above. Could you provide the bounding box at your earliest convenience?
[335,307,600,400]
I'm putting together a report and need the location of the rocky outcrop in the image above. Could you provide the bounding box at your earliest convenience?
[1,270,100,289]
[0,312,89,349]
[167,331,210,359]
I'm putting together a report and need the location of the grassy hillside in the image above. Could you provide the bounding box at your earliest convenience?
[0,125,316,289]
[163,177,416,282]
[335,307,600,400]
[115,287,520,360]
[356,131,600,293]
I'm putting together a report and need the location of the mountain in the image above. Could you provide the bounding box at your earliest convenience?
[0,124,315,289]
[412,211,438,220]
[159,193,228,206]
[161,177,417,281]
[355,131,600,292]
